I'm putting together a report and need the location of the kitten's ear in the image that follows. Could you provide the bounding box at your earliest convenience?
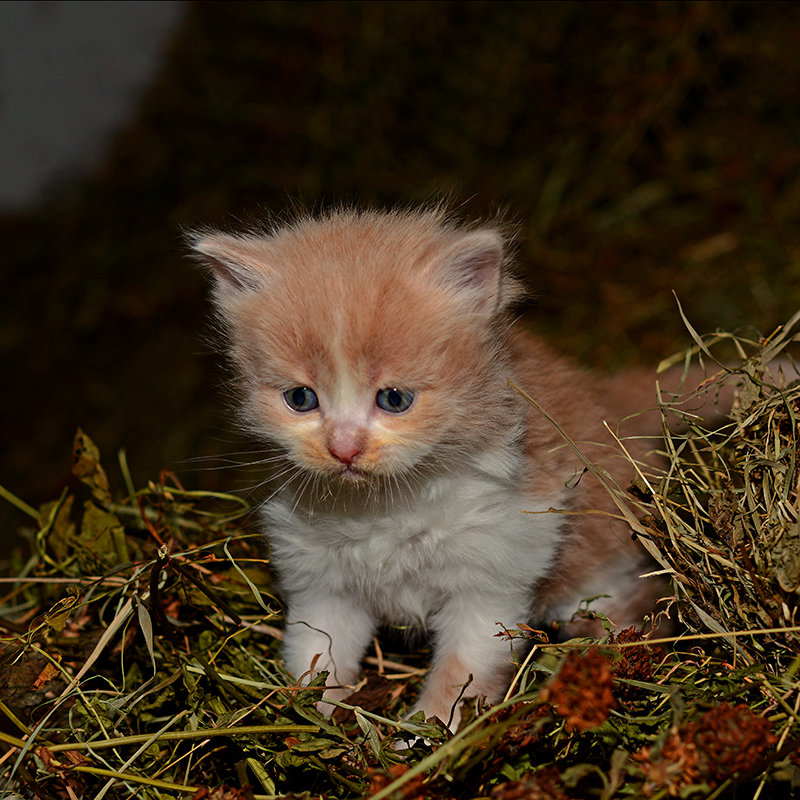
[188,232,274,294]
[432,230,506,314]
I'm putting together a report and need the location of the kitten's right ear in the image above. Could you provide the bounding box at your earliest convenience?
[430,229,507,315]
[188,232,274,294]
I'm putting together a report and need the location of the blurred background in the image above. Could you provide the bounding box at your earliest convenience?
[1,1,799,535]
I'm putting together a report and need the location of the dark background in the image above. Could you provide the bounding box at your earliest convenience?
[2,1,799,536]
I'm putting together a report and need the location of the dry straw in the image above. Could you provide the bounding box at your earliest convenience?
[1,314,799,798]
[641,306,800,671]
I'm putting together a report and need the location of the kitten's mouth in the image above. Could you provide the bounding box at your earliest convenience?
[337,464,370,482]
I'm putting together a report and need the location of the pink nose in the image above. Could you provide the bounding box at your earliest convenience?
[328,441,362,465]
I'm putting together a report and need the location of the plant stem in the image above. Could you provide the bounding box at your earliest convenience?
[45,724,320,753]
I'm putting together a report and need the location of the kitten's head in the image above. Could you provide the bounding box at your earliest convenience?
[191,208,523,489]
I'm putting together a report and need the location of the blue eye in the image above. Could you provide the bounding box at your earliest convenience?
[283,387,319,412]
[376,387,414,413]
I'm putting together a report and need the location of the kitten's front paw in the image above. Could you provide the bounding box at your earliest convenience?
[316,684,355,717]
[409,698,460,731]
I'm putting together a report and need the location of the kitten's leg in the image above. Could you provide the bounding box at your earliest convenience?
[282,591,376,710]
[413,592,528,729]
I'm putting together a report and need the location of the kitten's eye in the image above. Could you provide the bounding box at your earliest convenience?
[376,387,414,413]
[283,387,319,412]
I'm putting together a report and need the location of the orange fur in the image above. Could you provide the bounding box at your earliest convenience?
[193,207,680,728]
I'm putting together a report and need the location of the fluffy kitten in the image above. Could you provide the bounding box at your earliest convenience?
[191,208,666,727]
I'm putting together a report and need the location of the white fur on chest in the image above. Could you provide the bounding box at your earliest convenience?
[263,458,566,628]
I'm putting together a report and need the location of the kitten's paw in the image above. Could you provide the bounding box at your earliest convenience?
[410,694,463,732]
[315,685,355,717]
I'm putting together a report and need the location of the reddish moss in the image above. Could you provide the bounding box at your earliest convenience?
[367,763,457,800]
[635,703,778,795]
[488,701,553,754]
[540,647,616,732]
[609,626,664,704]
[490,767,570,800]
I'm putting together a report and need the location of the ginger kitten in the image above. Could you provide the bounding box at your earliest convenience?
[192,207,664,727]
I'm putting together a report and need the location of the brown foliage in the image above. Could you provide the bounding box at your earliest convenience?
[608,627,664,705]
[635,703,777,795]
[540,647,616,732]
[490,767,570,800]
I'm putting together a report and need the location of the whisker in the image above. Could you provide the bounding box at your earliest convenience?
[290,471,316,518]
[246,462,307,517]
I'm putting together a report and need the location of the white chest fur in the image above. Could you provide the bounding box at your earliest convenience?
[263,459,567,628]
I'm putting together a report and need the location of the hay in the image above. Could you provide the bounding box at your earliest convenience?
[2,316,800,798]
[636,309,800,670]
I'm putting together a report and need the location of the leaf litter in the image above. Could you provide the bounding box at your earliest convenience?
[2,315,800,799]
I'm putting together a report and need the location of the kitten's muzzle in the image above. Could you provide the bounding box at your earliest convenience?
[328,440,362,466]
[337,464,369,482]
[326,423,366,468]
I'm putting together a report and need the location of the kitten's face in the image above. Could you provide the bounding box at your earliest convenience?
[194,210,520,486]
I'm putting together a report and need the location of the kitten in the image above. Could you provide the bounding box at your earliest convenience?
[191,207,666,727]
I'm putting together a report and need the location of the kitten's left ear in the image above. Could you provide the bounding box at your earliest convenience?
[188,232,275,295]
[432,230,506,315]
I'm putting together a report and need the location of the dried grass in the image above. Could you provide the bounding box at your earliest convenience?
[2,314,800,798]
